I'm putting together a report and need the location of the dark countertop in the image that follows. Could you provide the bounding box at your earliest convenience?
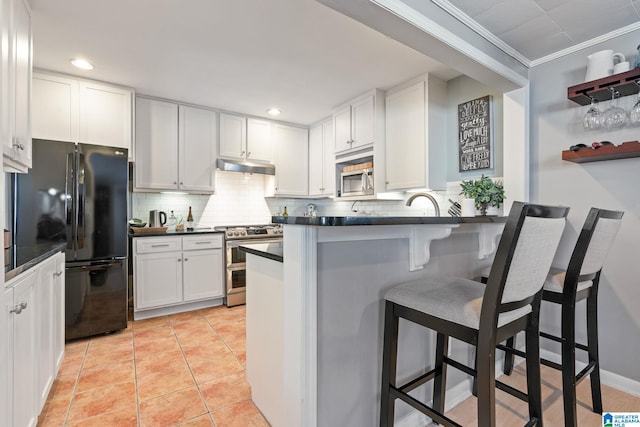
[271,215,507,226]
[5,242,67,282]
[239,242,283,263]
[129,228,225,238]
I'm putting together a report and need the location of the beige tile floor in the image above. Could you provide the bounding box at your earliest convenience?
[37,305,269,427]
[38,303,640,426]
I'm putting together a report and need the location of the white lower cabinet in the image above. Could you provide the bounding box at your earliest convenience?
[7,269,38,427]
[133,234,224,319]
[2,252,65,427]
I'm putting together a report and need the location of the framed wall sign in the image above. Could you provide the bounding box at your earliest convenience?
[458,95,492,172]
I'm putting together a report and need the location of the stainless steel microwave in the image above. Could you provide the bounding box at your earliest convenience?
[340,168,374,197]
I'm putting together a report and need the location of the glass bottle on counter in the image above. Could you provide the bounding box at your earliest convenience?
[167,210,177,231]
[282,206,288,217]
[186,206,194,231]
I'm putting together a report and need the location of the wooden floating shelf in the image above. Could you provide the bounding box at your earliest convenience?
[562,141,640,163]
[567,69,640,106]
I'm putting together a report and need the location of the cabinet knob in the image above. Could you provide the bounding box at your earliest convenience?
[241,150,246,156]
[184,258,188,261]
[13,139,25,150]
[180,182,184,185]
[10,301,27,315]
[54,271,63,277]
[173,181,177,185]
[178,258,182,262]
[247,151,251,157]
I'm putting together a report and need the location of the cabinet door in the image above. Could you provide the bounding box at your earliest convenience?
[385,81,426,190]
[9,0,32,170]
[0,286,12,427]
[134,98,179,190]
[11,270,37,427]
[182,248,224,301]
[32,73,78,142]
[246,118,272,163]
[219,113,246,160]
[322,119,335,196]
[53,253,65,373]
[78,81,132,153]
[179,105,216,193]
[134,252,182,310]
[333,105,351,153]
[0,0,10,163]
[308,123,324,197]
[351,94,374,149]
[36,257,55,413]
[274,124,308,196]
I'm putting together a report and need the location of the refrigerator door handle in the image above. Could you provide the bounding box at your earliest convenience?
[76,151,85,250]
[66,151,76,254]
[66,262,123,273]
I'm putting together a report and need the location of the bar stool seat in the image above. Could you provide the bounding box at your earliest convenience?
[543,267,592,293]
[379,202,569,427]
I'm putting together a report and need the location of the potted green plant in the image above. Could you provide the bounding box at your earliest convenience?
[459,174,505,216]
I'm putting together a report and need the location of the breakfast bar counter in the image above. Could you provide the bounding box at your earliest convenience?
[245,216,508,427]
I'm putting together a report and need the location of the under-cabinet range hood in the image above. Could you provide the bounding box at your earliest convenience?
[216,158,276,175]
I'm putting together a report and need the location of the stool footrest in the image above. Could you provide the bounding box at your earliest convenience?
[497,343,526,359]
[398,369,436,394]
[540,331,589,352]
[576,361,597,385]
[390,386,463,427]
[443,356,476,377]
[495,379,529,402]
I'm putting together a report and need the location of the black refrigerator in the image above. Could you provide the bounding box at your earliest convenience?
[15,139,129,340]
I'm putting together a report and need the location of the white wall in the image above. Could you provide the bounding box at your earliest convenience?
[530,30,640,382]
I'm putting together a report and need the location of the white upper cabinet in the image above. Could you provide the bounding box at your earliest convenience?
[246,118,272,163]
[31,71,134,159]
[32,73,77,142]
[134,97,179,191]
[385,75,446,191]
[219,113,272,163]
[3,0,32,173]
[219,113,246,160]
[334,91,376,154]
[179,104,217,193]
[308,118,334,197]
[134,97,216,194]
[273,124,308,196]
[78,80,132,152]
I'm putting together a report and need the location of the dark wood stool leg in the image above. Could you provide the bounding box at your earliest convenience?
[561,301,578,427]
[586,290,603,414]
[380,301,399,427]
[503,335,516,375]
[476,334,497,427]
[433,332,449,415]
[525,318,543,426]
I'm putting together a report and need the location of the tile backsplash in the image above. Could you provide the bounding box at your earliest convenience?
[131,171,500,227]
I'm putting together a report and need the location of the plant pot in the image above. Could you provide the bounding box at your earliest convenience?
[461,198,476,217]
[479,202,488,216]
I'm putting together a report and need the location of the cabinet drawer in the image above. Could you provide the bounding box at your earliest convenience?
[182,234,223,250]
[134,237,181,254]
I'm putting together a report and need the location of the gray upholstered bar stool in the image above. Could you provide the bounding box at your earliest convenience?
[379,202,569,427]
[498,207,624,427]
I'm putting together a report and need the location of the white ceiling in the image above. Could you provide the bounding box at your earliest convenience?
[444,0,640,62]
[29,0,640,126]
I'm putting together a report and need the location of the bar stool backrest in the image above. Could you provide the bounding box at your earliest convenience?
[482,202,569,325]
[566,208,624,287]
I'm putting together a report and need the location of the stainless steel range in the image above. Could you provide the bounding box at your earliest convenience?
[214,224,283,307]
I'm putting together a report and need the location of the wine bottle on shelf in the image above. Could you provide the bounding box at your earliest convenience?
[186,206,194,231]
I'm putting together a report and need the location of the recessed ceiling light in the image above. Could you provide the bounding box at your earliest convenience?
[70,58,94,70]
[267,108,281,116]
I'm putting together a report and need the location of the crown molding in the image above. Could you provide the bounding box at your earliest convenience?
[430,0,531,68]
[530,21,640,67]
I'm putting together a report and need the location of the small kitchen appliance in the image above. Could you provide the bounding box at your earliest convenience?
[149,210,167,227]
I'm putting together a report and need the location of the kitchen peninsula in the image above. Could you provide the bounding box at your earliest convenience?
[245,215,506,427]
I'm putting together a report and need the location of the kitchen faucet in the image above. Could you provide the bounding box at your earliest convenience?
[405,192,440,217]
